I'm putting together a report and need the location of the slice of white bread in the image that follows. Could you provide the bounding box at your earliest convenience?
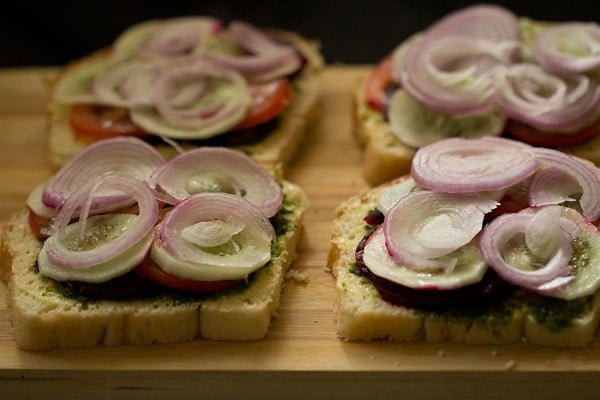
[48,27,324,172]
[0,180,307,350]
[327,177,600,347]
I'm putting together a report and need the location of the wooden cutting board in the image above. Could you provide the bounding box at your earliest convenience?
[1,66,599,399]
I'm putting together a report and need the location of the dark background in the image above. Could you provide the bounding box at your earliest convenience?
[1,0,599,67]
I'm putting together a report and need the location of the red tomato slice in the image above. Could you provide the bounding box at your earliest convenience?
[134,256,245,293]
[27,209,51,240]
[365,55,394,112]
[232,78,293,131]
[69,104,149,139]
[505,118,600,148]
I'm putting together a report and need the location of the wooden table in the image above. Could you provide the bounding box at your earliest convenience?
[1,66,599,399]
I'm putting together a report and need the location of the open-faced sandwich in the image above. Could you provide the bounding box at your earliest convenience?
[48,16,323,172]
[355,4,600,185]
[329,136,600,347]
[0,136,307,350]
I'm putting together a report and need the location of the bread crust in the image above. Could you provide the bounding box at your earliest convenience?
[328,177,600,346]
[0,181,307,350]
[47,27,324,173]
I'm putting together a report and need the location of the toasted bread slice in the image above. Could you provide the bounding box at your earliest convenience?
[48,26,324,173]
[0,180,307,350]
[328,178,600,347]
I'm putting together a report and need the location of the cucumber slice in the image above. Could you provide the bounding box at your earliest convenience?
[542,208,600,300]
[54,58,112,104]
[38,214,154,283]
[362,227,487,290]
[387,89,506,148]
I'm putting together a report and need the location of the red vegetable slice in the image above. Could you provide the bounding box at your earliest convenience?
[70,104,148,139]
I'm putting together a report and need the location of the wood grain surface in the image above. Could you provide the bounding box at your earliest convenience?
[1,66,599,399]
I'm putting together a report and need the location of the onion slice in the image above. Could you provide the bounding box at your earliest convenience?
[92,58,159,108]
[204,21,302,82]
[43,172,159,269]
[383,191,498,270]
[493,63,600,132]
[411,136,539,193]
[130,60,251,139]
[150,147,283,217]
[152,192,274,281]
[43,137,165,212]
[113,17,222,59]
[533,22,600,75]
[424,4,521,42]
[528,148,600,220]
[391,4,520,117]
[480,206,578,292]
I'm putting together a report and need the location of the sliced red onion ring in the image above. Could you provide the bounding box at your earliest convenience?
[528,148,600,220]
[130,60,251,139]
[152,192,274,281]
[43,172,159,269]
[114,17,222,59]
[204,21,302,82]
[411,137,539,193]
[533,22,600,75]
[493,63,600,132]
[480,206,578,292]
[150,147,283,218]
[92,58,159,107]
[43,137,166,211]
[383,191,498,270]
[425,4,521,42]
[38,215,154,283]
[391,4,520,116]
[395,35,515,116]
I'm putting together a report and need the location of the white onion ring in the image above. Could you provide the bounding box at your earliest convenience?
[150,147,283,217]
[153,192,274,280]
[43,172,159,269]
[411,137,539,193]
[383,191,497,270]
[480,206,577,291]
[533,22,600,75]
[528,148,600,220]
[203,21,302,82]
[493,63,600,132]
[43,137,166,211]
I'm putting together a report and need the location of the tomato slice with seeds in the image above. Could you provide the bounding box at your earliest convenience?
[505,118,600,148]
[232,78,293,131]
[70,104,149,139]
[134,256,245,293]
[365,55,394,112]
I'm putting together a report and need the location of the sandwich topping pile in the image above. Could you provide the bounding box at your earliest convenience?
[26,136,294,298]
[343,136,600,344]
[365,4,600,150]
[54,17,307,143]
